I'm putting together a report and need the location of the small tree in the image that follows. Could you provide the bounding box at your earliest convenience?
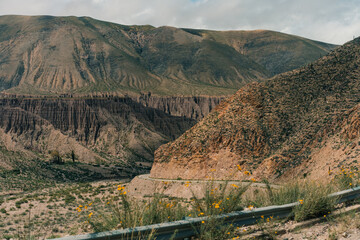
[71,150,77,163]
[50,150,63,164]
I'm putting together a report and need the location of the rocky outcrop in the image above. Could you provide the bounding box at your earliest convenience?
[150,37,360,182]
[133,94,224,120]
[0,96,200,164]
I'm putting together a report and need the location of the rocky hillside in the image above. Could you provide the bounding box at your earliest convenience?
[0,15,336,96]
[150,37,360,182]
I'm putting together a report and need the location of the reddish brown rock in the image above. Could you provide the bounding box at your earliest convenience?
[151,37,360,182]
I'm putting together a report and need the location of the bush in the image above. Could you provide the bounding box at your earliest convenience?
[293,182,336,221]
[64,194,76,204]
[190,180,249,217]
[333,167,359,190]
[50,150,63,164]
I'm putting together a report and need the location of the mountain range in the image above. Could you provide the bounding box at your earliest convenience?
[0,15,336,96]
[0,15,340,183]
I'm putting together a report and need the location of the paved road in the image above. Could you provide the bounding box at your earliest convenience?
[138,174,280,188]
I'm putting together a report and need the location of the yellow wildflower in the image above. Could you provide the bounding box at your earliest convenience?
[237,164,242,171]
[231,184,239,188]
[88,212,93,218]
[299,199,304,204]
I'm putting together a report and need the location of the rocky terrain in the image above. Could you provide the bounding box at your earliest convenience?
[0,15,336,96]
[0,96,198,166]
[132,93,223,120]
[151,37,360,182]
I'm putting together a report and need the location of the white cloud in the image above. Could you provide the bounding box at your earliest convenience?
[0,0,359,44]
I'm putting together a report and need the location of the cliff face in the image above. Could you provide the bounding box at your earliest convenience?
[0,95,223,167]
[150,37,360,182]
[0,97,200,164]
[133,94,224,120]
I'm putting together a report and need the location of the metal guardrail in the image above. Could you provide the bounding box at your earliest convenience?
[51,186,360,240]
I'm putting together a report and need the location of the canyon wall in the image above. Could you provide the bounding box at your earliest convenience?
[0,96,221,166]
[133,94,224,120]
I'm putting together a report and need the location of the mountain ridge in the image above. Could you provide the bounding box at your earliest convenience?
[0,15,337,96]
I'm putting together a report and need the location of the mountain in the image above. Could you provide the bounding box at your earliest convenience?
[0,15,339,185]
[0,15,336,96]
[150,37,360,182]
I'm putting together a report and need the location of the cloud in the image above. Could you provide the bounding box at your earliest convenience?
[0,0,359,44]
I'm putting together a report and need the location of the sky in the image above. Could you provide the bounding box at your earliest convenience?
[0,0,359,45]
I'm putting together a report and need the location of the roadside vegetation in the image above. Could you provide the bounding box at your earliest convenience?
[0,166,358,239]
[75,166,360,240]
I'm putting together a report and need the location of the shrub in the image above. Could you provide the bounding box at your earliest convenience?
[64,194,76,204]
[333,167,359,190]
[293,182,336,221]
[50,150,63,164]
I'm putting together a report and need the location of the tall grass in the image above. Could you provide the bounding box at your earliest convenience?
[76,167,359,239]
[292,182,336,221]
[85,192,189,232]
[244,180,337,221]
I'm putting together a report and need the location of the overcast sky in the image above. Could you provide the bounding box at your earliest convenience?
[0,0,359,45]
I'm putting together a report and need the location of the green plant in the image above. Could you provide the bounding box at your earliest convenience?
[193,217,237,240]
[50,150,63,164]
[332,167,359,190]
[190,180,249,217]
[64,194,76,205]
[15,198,28,209]
[256,216,281,240]
[293,182,336,221]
